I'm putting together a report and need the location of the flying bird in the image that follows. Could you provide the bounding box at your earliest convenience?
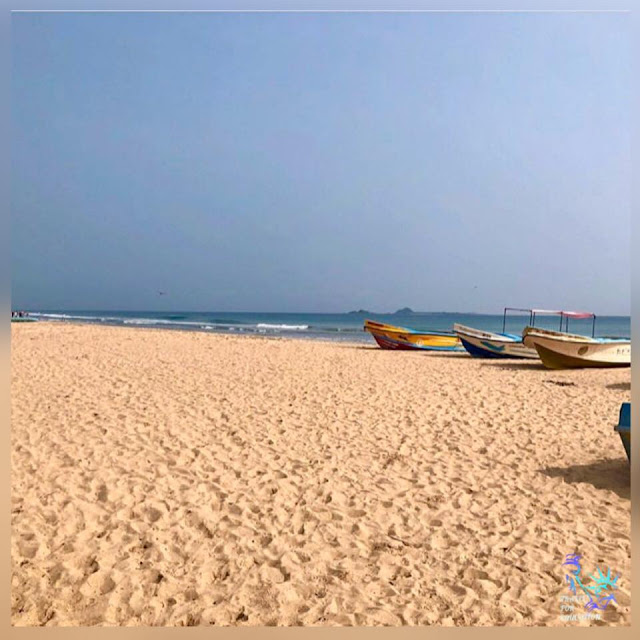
[158,291,167,296]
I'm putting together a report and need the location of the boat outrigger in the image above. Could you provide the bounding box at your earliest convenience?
[363,319,463,351]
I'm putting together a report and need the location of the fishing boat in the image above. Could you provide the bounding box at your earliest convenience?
[454,325,537,358]
[614,403,630,462]
[363,319,463,351]
[522,319,630,369]
[454,308,598,359]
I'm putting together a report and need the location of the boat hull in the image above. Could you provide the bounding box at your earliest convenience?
[618,430,631,461]
[522,328,630,369]
[364,320,463,352]
[615,403,630,462]
[454,323,538,359]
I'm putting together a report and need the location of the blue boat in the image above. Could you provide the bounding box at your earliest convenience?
[614,403,630,462]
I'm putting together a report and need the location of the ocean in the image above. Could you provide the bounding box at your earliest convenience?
[26,310,631,343]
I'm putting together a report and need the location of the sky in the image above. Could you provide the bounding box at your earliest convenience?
[11,12,630,314]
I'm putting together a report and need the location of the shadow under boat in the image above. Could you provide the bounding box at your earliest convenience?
[479,360,548,371]
[540,458,630,500]
[421,352,470,359]
[607,382,631,392]
[347,344,468,356]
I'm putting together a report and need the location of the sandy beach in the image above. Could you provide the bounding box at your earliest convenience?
[11,322,631,626]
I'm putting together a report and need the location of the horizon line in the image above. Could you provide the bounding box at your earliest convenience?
[16,308,631,317]
[12,9,631,13]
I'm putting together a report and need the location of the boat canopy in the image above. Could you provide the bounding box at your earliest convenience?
[558,311,595,319]
[502,308,596,336]
[527,309,595,318]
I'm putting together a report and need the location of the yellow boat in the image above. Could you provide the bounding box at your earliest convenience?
[364,319,463,351]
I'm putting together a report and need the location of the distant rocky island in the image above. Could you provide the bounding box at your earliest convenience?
[393,308,480,315]
[347,307,481,316]
[347,307,415,315]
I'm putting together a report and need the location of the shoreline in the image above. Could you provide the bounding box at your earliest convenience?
[16,311,632,344]
[21,319,372,345]
[11,322,631,626]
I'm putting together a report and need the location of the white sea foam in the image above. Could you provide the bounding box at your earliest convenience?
[123,318,207,326]
[123,318,172,325]
[32,312,104,321]
[31,313,72,319]
[256,323,309,331]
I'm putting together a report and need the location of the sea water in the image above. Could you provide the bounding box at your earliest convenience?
[27,310,631,344]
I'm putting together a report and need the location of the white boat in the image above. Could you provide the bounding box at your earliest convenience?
[522,327,630,369]
[454,308,588,360]
[454,323,538,358]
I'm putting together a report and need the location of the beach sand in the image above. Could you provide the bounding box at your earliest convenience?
[11,322,631,626]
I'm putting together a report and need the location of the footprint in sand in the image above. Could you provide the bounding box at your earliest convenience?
[96,484,108,503]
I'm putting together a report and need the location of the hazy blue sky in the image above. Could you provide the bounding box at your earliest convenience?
[11,12,630,314]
